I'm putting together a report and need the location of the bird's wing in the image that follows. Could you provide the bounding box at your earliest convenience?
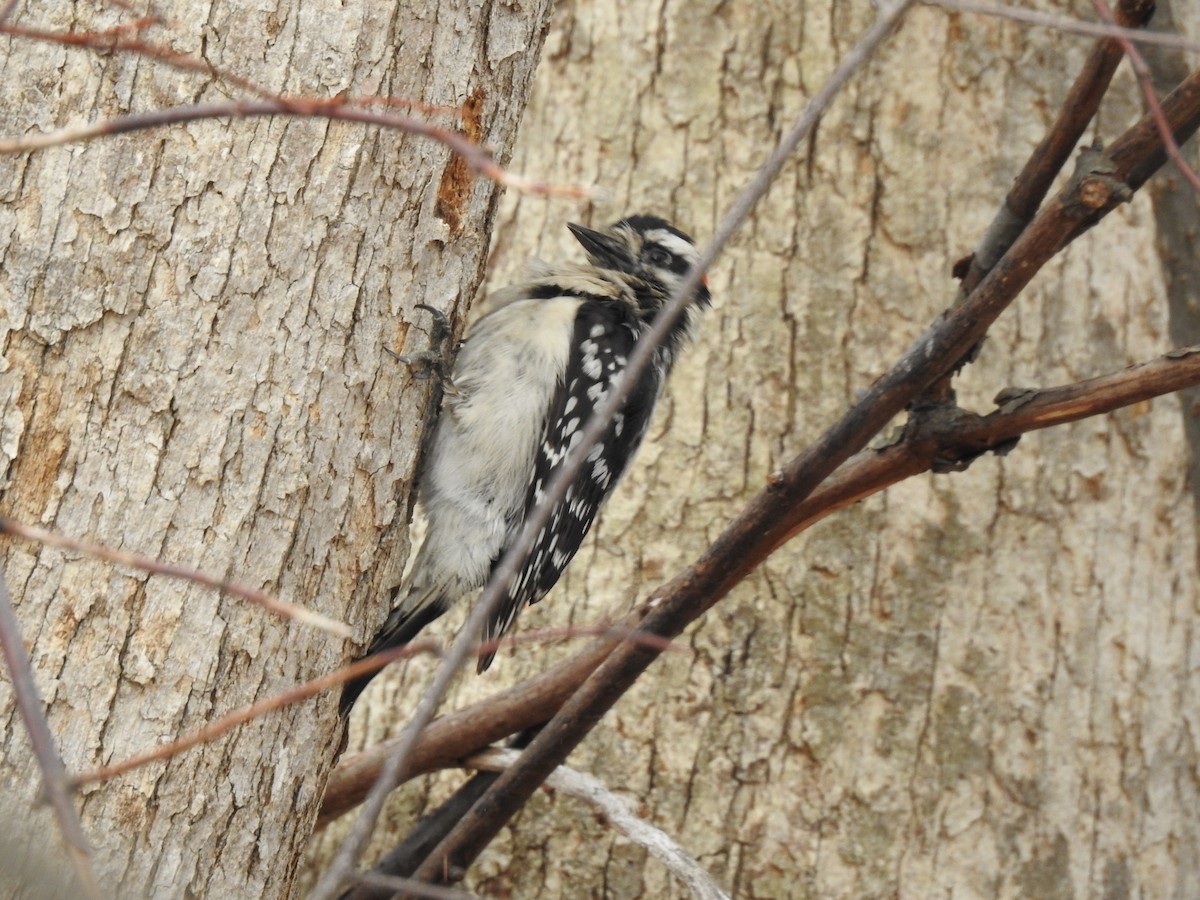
[478,298,661,671]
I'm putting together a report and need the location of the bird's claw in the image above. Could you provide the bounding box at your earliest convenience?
[384,304,455,381]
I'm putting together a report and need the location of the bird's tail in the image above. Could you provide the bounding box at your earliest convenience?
[339,588,449,716]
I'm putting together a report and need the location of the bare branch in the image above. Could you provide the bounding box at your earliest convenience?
[776,344,1200,544]
[926,0,1200,52]
[1094,0,1200,191]
[0,99,592,197]
[953,0,1156,298]
[1089,64,1200,206]
[0,569,102,899]
[0,10,596,200]
[0,517,353,638]
[0,19,271,97]
[406,55,1200,888]
[72,622,674,791]
[466,748,729,900]
[69,641,438,789]
[319,343,1200,826]
[345,872,481,900]
[318,635,621,827]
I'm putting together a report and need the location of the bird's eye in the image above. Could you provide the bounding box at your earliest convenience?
[644,246,673,268]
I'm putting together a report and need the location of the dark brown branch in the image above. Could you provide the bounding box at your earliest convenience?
[318,635,620,827]
[1109,65,1200,190]
[957,0,1155,295]
[344,872,478,900]
[1094,0,1200,191]
[407,64,1200,886]
[338,730,542,899]
[0,570,102,898]
[923,0,1157,409]
[775,343,1200,546]
[318,343,1200,827]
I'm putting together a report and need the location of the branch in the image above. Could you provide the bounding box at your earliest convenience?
[318,634,621,827]
[776,343,1200,544]
[70,622,666,793]
[464,748,729,900]
[925,0,1200,52]
[0,99,591,198]
[0,569,102,899]
[1094,0,1200,192]
[954,0,1156,297]
[0,517,352,638]
[1106,65,1200,193]
[319,343,1200,825]
[341,873,479,900]
[408,58,1200,886]
[0,13,592,198]
[69,641,441,789]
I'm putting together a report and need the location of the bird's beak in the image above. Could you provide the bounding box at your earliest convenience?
[567,222,628,268]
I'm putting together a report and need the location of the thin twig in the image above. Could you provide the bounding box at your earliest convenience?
[69,642,438,788]
[72,622,673,789]
[1093,0,1200,191]
[0,99,593,198]
[0,19,462,116]
[466,748,729,900]
[0,569,102,899]
[0,517,352,637]
[0,21,270,98]
[318,635,620,828]
[926,0,1200,52]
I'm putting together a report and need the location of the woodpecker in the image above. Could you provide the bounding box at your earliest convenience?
[341,215,711,713]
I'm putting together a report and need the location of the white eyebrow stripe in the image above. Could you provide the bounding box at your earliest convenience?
[644,229,699,264]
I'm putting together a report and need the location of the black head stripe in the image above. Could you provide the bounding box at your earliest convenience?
[615,214,697,247]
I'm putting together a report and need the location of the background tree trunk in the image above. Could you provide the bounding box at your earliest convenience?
[0,0,551,895]
[317,1,1200,897]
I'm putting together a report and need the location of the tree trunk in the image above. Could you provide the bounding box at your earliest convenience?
[317,1,1200,897]
[0,0,551,895]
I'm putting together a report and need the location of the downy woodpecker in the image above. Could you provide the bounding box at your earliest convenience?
[341,215,710,713]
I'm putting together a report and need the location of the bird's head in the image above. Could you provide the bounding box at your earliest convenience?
[567,215,712,312]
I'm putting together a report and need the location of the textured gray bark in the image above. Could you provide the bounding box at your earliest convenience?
[0,0,551,895]
[318,2,1200,897]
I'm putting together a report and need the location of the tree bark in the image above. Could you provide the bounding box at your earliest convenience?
[315,2,1200,897]
[0,0,551,895]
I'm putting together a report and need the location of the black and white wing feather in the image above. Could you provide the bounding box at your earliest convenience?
[478,298,662,670]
